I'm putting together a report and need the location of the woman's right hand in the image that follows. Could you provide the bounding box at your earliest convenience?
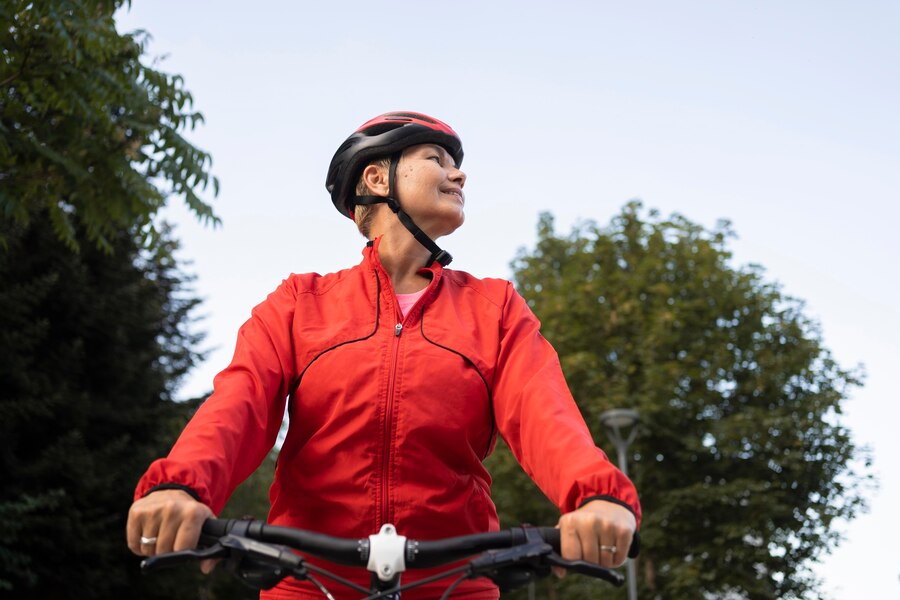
[126,489,216,573]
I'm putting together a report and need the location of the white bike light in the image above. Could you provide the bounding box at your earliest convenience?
[367,523,407,581]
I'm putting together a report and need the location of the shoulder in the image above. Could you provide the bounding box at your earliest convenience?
[250,265,367,316]
[280,262,367,296]
[441,268,516,309]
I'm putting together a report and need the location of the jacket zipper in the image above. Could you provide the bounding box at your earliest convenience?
[378,271,434,527]
[380,314,403,527]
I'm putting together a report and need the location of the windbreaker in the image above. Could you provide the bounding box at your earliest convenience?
[135,237,641,599]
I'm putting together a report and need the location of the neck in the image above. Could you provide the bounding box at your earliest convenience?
[371,228,434,294]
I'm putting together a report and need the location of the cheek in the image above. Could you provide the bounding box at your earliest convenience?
[399,166,422,189]
[400,167,435,193]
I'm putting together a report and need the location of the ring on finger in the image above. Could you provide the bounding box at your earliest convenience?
[600,544,617,553]
[140,536,158,545]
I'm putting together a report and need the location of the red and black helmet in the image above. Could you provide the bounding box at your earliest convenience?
[326,111,464,219]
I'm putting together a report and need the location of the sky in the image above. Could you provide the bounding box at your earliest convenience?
[116,2,899,597]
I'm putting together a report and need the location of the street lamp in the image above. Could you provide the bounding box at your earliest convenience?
[599,408,639,600]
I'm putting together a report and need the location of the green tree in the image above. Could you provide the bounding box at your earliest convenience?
[0,0,219,253]
[487,202,871,599]
[0,213,207,598]
[0,2,240,596]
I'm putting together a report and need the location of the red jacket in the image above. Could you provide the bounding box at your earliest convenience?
[136,238,641,598]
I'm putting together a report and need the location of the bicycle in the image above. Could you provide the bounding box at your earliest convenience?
[141,517,639,599]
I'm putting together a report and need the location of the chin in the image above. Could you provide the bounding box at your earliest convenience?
[428,209,465,240]
[447,212,465,235]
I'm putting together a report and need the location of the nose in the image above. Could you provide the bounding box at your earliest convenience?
[451,165,466,188]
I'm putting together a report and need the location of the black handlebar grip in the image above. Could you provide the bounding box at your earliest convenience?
[201,518,231,537]
[537,527,560,549]
[199,518,233,547]
[200,518,268,547]
[628,532,640,558]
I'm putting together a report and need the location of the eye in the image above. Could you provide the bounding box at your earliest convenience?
[428,155,442,163]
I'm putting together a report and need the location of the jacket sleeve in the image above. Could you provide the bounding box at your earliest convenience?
[134,277,299,514]
[491,283,642,526]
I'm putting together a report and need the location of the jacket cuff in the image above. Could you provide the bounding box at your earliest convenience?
[578,494,638,521]
[142,483,203,503]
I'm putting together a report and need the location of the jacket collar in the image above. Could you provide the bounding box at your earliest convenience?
[362,237,444,316]
[363,236,445,282]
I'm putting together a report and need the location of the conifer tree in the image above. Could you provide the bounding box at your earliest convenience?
[0,215,206,598]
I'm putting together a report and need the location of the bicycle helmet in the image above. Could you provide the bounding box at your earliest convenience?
[325,111,464,266]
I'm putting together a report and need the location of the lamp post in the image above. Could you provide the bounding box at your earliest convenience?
[600,408,639,600]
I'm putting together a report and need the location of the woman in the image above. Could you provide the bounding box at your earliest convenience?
[127,111,641,599]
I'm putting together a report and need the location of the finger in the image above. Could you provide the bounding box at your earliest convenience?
[599,541,618,568]
[558,518,582,578]
[155,503,179,556]
[126,505,144,555]
[200,558,220,575]
[598,544,615,568]
[173,503,212,552]
[597,522,618,569]
[130,508,162,557]
[612,529,634,568]
[579,518,601,566]
[599,526,630,568]
[139,534,160,557]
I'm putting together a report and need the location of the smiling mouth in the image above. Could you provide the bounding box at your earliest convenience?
[443,190,465,204]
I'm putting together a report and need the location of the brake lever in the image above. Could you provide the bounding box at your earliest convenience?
[468,541,553,572]
[467,527,556,593]
[545,554,625,586]
[216,535,304,568]
[141,534,308,591]
[218,534,308,590]
[141,543,230,572]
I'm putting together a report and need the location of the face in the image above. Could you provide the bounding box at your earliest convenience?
[394,144,467,239]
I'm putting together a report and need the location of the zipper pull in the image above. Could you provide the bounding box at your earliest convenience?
[394,323,403,337]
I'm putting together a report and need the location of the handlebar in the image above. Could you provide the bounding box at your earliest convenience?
[201,518,566,568]
[198,518,639,566]
[142,518,639,596]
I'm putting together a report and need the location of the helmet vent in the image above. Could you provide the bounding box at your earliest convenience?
[386,112,438,124]
[362,123,401,136]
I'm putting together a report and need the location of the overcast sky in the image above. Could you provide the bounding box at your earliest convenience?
[116,2,899,597]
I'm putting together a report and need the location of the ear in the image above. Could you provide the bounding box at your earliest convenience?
[361,163,389,197]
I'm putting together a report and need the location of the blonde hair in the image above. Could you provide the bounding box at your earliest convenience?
[353,157,391,239]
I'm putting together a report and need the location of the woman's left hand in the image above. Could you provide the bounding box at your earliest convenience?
[556,499,636,573]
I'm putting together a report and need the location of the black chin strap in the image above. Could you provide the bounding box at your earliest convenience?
[353,151,453,267]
